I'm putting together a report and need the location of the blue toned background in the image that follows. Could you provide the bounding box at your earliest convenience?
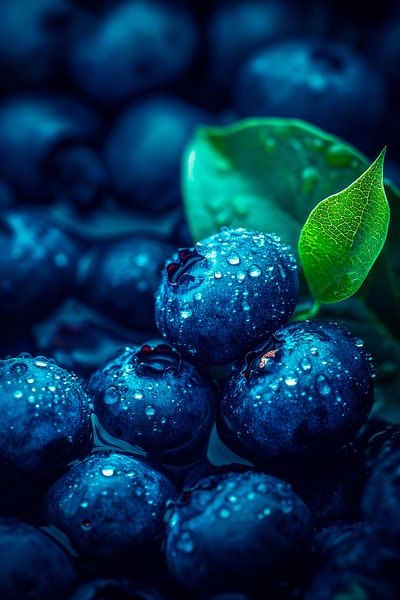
[0,1,400,599]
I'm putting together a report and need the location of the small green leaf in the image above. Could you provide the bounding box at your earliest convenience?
[298,149,390,304]
[183,118,368,248]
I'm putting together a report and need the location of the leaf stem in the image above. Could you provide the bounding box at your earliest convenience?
[292,300,321,321]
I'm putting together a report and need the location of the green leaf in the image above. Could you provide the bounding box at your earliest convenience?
[298,149,390,304]
[183,118,368,248]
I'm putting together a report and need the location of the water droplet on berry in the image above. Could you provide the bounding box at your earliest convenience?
[248,264,262,278]
[316,374,331,396]
[226,253,240,265]
[300,358,312,371]
[133,390,143,400]
[145,405,155,417]
[13,390,23,399]
[104,386,120,405]
[177,531,194,554]
[219,508,230,519]
[101,467,114,477]
[285,377,298,387]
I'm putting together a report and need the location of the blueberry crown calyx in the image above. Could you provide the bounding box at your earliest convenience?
[166,247,205,285]
[136,343,181,375]
[241,335,284,381]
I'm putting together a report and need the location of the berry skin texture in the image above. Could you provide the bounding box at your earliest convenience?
[165,471,312,596]
[0,356,92,477]
[68,2,198,104]
[208,0,302,87]
[0,210,79,323]
[235,39,387,150]
[87,344,215,461]
[219,321,374,463]
[155,228,299,365]
[0,518,77,600]
[45,452,177,561]
[361,450,400,544]
[105,95,208,212]
[0,95,100,202]
[81,236,175,331]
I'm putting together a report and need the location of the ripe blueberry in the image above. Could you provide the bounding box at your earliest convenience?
[219,321,374,462]
[87,343,215,461]
[165,470,312,596]
[361,450,400,545]
[81,236,175,332]
[0,95,101,203]
[0,355,92,477]
[235,39,387,150]
[155,228,299,365]
[0,210,79,323]
[68,2,198,104]
[45,452,177,561]
[105,95,208,212]
[0,518,77,600]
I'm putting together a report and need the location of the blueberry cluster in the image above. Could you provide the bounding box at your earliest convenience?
[1,1,399,599]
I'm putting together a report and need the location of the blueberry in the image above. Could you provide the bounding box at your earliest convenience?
[361,450,400,544]
[105,96,208,212]
[87,343,215,461]
[0,518,77,600]
[69,578,165,600]
[81,236,175,331]
[208,1,303,87]
[219,321,374,463]
[68,2,198,104]
[303,524,400,600]
[0,0,74,88]
[235,39,387,150]
[155,228,299,365]
[0,95,101,203]
[0,210,79,323]
[45,452,177,560]
[288,445,366,529]
[355,418,400,471]
[0,355,92,477]
[165,470,312,596]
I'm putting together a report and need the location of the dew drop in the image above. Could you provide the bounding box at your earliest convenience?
[214,271,222,279]
[145,405,155,417]
[316,375,331,396]
[300,358,312,371]
[104,386,120,405]
[177,531,194,554]
[10,362,28,375]
[81,519,92,530]
[13,390,23,399]
[133,390,143,400]
[101,467,114,477]
[180,309,192,319]
[219,508,230,519]
[248,264,262,278]
[226,253,241,266]
[285,377,298,387]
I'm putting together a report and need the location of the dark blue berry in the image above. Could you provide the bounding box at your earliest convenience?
[69,578,165,600]
[235,39,387,150]
[155,228,299,365]
[87,343,215,461]
[361,450,400,545]
[81,236,175,331]
[45,452,177,560]
[68,2,198,104]
[0,0,74,88]
[0,210,79,323]
[0,518,77,600]
[105,96,208,211]
[0,355,92,477]
[208,1,303,87]
[219,321,374,462]
[0,95,101,203]
[303,524,400,600]
[165,470,312,596]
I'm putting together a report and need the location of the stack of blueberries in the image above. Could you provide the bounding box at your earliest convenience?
[1,1,400,599]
